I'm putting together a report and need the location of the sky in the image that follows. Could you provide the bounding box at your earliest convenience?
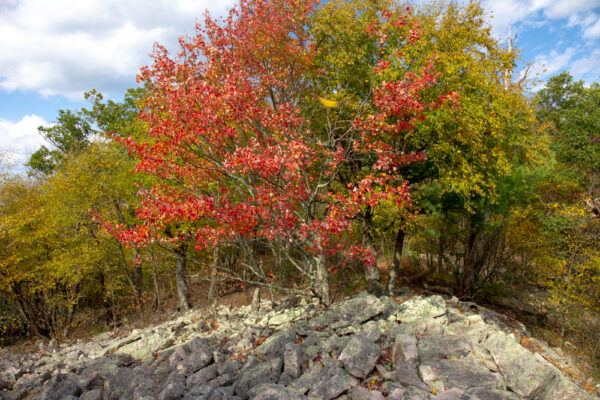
[0,0,599,169]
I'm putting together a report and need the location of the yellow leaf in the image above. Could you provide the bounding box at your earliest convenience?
[318,96,339,108]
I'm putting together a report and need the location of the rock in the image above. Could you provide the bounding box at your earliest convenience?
[392,334,418,366]
[431,388,465,399]
[176,346,213,375]
[0,292,597,400]
[39,374,82,400]
[80,389,103,400]
[249,383,308,400]
[307,367,358,400]
[396,361,429,390]
[417,334,472,365]
[360,320,382,342]
[352,386,385,400]
[119,333,176,363]
[541,373,597,400]
[288,364,327,394]
[269,308,305,326]
[338,335,380,378]
[309,292,385,329]
[235,357,283,399]
[396,295,447,323]
[388,387,407,399]
[284,343,303,378]
[186,364,218,387]
[76,372,104,391]
[255,327,296,358]
[158,381,185,400]
[427,359,503,392]
[464,387,522,399]
[485,331,556,398]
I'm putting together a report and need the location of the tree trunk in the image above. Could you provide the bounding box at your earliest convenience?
[133,249,143,305]
[459,227,481,298]
[149,248,161,310]
[386,226,405,295]
[315,255,331,306]
[360,206,384,296]
[251,287,261,311]
[174,243,191,311]
[208,247,219,301]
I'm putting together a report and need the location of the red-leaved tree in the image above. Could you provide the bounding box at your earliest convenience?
[109,0,445,307]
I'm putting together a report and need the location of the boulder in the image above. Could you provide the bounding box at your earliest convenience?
[338,335,380,378]
[235,357,283,399]
[485,331,556,398]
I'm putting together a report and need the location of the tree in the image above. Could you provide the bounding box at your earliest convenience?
[308,0,537,296]
[114,0,440,305]
[27,109,94,174]
[536,72,600,194]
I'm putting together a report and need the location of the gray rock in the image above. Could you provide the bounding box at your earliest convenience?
[80,389,103,400]
[39,374,82,400]
[418,334,472,365]
[485,331,556,398]
[392,334,418,366]
[76,372,103,391]
[235,357,283,399]
[176,347,213,375]
[187,364,218,387]
[541,374,597,400]
[217,358,242,375]
[309,292,385,329]
[288,364,327,394]
[396,361,429,391]
[396,295,446,323]
[119,333,176,363]
[284,343,303,378]
[360,320,382,342]
[464,387,522,399]
[255,327,296,358]
[249,383,308,400]
[338,335,380,378]
[158,381,185,400]
[388,387,407,399]
[307,367,357,400]
[428,359,503,391]
[352,386,385,400]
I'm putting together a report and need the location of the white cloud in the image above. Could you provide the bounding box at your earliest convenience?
[482,0,600,37]
[0,0,235,100]
[533,47,577,78]
[0,114,50,165]
[570,49,600,77]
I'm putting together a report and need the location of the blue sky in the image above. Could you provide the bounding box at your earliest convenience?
[0,0,599,169]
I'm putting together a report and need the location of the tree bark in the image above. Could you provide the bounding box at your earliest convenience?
[174,243,191,311]
[360,206,384,296]
[315,255,331,306]
[459,227,481,298]
[208,247,219,301]
[386,226,405,295]
[149,248,160,310]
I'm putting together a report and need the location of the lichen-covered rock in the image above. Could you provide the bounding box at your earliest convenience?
[307,367,358,400]
[352,386,385,400]
[235,357,283,399]
[249,383,308,400]
[392,334,418,366]
[254,326,296,358]
[485,331,556,398]
[338,335,380,378]
[1,292,597,400]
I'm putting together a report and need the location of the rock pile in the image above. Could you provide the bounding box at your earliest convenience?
[0,292,597,399]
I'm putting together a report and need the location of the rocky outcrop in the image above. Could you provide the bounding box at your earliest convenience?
[0,292,597,400]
